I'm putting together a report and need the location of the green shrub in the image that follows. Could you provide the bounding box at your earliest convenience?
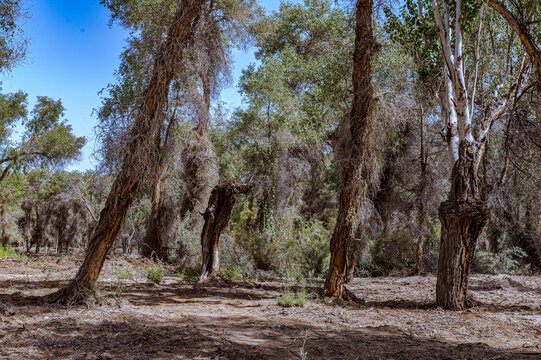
[112,267,134,280]
[372,227,415,275]
[178,267,199,284]
[277,290,307,308]
[145,265,164,284]
[0,246,27,260]
[277,291,295,307]
[473,247,527,274]
[220,263,243,280]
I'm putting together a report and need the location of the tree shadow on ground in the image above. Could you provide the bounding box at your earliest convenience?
[3,310,539,360]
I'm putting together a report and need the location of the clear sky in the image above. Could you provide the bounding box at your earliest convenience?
[0,0,299,172]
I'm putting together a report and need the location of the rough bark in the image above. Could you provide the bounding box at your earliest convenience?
[436,199,487,309]
[345,226,363,283]
[1,205,8,248]
[436,141,488,309]
[416,109,427,274]
[324,0,377,299]
[142,154,168,261]
[199,183,252,281]
[48,0,204,304]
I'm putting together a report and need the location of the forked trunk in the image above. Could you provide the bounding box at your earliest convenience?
[436,141,488,309]
[324,0,376,299]
[47,0,204,304]
[199,184,251,281]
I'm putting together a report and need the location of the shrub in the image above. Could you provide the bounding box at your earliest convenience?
[473,247,527,274]
[277,291,295,307]
[0,246,27,260]
[220,263,243,280]
[178,267,199,284]
[372,227,415,275]
[112,267,134,280]
[146,265,164,284]
[277,290,307,307]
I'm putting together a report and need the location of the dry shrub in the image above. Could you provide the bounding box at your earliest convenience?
[180,125,218,232]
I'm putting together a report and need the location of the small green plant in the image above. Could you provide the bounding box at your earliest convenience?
[113,281,125,304]
[112,266,134,280]
[220,263,243,280]
[0,246,27,260]
[277,291,295,307]
[277,290,307,308]
[295,290,307,307]
[178,267,199,284]
[146,265,164,284]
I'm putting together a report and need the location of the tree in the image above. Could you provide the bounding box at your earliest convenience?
[481,0,541,89]
[199,183,251,280]
[0,94,85,184]
[0,0,27,71]
[324,0,378,298]
[49,0,206,304]
[98,0,256,262]
[429,0,530,309]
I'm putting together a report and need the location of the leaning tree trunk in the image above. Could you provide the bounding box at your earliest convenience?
[436,141,488,309]
[324,0,377,299]
[199,183,252,281]
[48,0,204,304]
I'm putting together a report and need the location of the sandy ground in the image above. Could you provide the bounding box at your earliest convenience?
[0,255,540,359]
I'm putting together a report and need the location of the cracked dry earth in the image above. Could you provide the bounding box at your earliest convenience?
[0,255,540,359]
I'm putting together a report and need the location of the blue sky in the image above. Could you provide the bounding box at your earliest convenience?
[1,0,299,171]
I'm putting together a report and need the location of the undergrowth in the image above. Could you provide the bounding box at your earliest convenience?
[0,246,27,260]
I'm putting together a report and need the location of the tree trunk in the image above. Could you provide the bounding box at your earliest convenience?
[48,0,204,304]
[142,108,179,262]
[199,184,252,281]
[345,226,363,283]
[416,108,427,274]
[324,0,377,299]
[141,162,168,261]
[436,141,488,309]
[1,205,7,248]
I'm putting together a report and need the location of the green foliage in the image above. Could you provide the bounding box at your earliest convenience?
[0,95,85,184]
[0,0,26,71]
[178,267,199,284]
[112,267,134,281]
[473,233,528,274]
[277,290,306,308]
[473,247,527,274]
[372,227,415,276]
[145,265,164,284]
[220,263,243,280]
[0,245,27,259]
[231,201,332,279]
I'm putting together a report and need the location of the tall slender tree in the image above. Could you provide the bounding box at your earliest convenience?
[49,0,205,304]
[324,0,378,298]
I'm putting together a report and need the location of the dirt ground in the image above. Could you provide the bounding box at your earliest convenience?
[0,255,540,359]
